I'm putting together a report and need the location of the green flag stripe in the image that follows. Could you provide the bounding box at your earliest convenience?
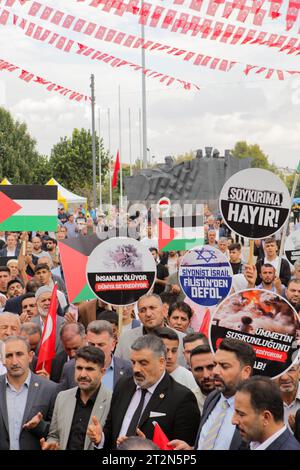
[72,284,96,303]
[161,238,204,252]
[0,215,57,231]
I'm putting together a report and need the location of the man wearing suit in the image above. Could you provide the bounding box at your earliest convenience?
[90,334,200,449]
[32,286,64,356]
[59,320,132,391]
[170,338,255,450]
[48,322,87,383]
[0,336,57,450]
[115,293,186,366]
[233,376,300,450]
[0,233,20,258]
[41,346,111,450]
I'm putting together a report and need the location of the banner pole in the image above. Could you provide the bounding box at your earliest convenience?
[277,162,300,277]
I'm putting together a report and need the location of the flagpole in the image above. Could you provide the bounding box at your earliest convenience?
[90,74,97,210]
[128,108,132,176]
[108,107,112,207]
[98,108,102,211]
[139,108,142,169]
[277,161,300,277]
[141,0,148,170]
[118,85,123,207]
[107,108,112,208]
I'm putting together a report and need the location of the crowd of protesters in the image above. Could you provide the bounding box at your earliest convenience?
[0,201,300,451]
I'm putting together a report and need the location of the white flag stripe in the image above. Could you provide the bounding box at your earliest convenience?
[175,226,204,239]
[14,199,57,216]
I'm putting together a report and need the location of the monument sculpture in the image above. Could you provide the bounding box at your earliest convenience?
[124,147,252,203]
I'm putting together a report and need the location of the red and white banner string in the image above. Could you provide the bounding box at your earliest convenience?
[1,9,201,91]
[7,0,300,56]
[7,3,300,80]
[0,55,90,101]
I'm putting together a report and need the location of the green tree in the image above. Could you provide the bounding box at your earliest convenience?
[231,141,270,169]
[49,128,109,200]
[284,173,300,198]
[0,107,50,183]
[174,150,195,163]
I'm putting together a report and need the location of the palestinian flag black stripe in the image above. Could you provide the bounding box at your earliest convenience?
[0,185,57,200]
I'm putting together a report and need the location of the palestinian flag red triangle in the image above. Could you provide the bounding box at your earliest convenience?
[58,242,90,303]
[0,192,22,223]
[157,218,178,251]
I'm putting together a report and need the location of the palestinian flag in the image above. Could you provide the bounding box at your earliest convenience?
[158,214,204,252]
[0,185,57,231]
[59,228,135,303]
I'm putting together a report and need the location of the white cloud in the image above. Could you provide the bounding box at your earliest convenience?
[0,0,298,170]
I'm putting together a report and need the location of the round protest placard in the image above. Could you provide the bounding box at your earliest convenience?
[86,237,156,306]
[285,229,300,266]
[178,245,233,307]
[219,168,290,239]
[209,289,300,378]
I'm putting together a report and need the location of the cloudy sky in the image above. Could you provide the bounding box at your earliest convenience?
[0,0,299,170]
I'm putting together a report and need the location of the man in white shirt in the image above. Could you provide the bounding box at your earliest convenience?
[0,313,21,375]
[275,362,300,432]
[153,327,197,391]
[190,344,216,413]
[140,224,158,250]
[169,338,255,450]
[232,376,300,450]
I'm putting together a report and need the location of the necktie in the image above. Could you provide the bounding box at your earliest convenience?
[127,389,148,436]
[201,399,229,450]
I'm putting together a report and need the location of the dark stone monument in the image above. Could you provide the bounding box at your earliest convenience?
[124,148,252,203]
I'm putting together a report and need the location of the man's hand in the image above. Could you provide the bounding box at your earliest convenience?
[23,412,43,430]
[244,264,257,288]
[19,312,31,323]
[40,438,60,450]
[64,311,77,323]
[35,369,50,380]
[171,284,181,294]
[116,428,146,447]
[288,414,296,432]
[274,276,282,294]
[168,439,192,450]
[0,295,7,308]
[87,415,102,445]
[116,435,128,447]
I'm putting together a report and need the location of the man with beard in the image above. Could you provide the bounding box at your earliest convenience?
[284,279,300,313]
[169,338,255,450]
[275,363,300,432]
[32,286,65,355]
[41,346,111,450]
[0,336,57,450]
[232,376,300,450]
[89,334,200,449]
[257,263,283,295]
[190,345,216,413]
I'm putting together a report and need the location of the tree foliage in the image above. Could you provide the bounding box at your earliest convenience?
[0,107,49,183]
[49,128,109,196]
[231,141,270,169]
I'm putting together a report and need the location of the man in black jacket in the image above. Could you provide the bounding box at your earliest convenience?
[232,376,300,450]
[87,334,200,449]
[169,338,255,450]
[256,237,291,287]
